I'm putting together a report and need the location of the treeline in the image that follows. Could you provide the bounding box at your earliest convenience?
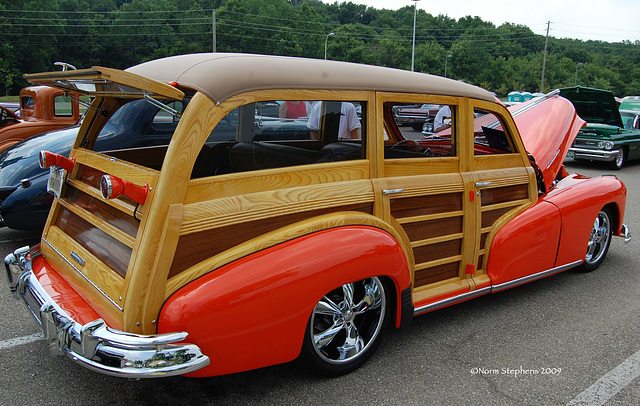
[1,0,639,97]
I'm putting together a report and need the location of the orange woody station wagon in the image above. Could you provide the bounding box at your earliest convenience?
[5,53,631,378]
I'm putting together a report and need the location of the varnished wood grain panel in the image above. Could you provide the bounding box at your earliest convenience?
[169,203,374,278]
[481,207,513,229]
[55,207,132,277]
[480,184,529,206]
[390,193,462,219]
[383,158,460,177]
[185,161,370,203]
[401,216,463,242]
[413,239,462,265]
[479,232,489,251]
[414,262,460,287]
[64,186,140,238]
[477,254,485,271]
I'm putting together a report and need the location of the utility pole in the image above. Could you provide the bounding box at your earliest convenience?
[212,10,217,53]
[411,0,420,71]
[540,21,550,92]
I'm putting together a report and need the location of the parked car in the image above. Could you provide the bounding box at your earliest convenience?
[562,86,640,169]
[0,85,83,153]
[0,105,20,128]
[5,54,630,380]
[620,110,640,131]
[619,95,640,112]
[392,103,440,131]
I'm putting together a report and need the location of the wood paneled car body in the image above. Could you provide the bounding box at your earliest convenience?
[5,54,630,378]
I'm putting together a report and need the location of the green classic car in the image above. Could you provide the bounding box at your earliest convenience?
[563,86,640,170]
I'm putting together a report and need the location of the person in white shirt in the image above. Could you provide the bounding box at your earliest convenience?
[307,101,361,139]
[433,105,452,132]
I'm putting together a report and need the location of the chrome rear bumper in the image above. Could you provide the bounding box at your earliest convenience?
[5,247,209,378]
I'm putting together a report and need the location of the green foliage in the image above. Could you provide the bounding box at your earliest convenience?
[0,0,638,97]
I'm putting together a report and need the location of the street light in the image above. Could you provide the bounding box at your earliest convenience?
[324,32,334,60]
[575,62,584,85]
[411,0,420,71]
[444,54,452,78]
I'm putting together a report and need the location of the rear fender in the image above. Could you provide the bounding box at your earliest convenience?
[158,225,411,377]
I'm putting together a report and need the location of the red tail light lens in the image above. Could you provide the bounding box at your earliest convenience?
[100,175,149,205]
[39,151,76,172]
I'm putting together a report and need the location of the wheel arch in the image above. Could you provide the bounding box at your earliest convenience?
[158,214,413,377]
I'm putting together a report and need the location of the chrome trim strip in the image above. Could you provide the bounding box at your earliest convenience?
[491,260,582,293]
[414,286,492,316]
[413,260,583,316]
[5,247,210,378]
[568,147,619,160]
[42,238,123,312]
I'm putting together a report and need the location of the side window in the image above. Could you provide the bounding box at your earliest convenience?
[385,102,455,158]
[473,109,516,155]
[54,95,73,117]
[192,99,366,179]
[21,96,35,114]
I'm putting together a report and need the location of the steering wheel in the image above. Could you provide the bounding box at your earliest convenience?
[391,139,421,153]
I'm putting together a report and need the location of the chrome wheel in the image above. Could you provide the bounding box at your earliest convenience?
[610,147,625,170]
[301,277,389,375]
[580,208,612,272]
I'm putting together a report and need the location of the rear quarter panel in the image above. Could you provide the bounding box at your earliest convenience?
[158,225,411,377]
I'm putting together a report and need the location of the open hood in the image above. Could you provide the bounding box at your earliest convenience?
[558,86,622,128]
[509,92,585,192]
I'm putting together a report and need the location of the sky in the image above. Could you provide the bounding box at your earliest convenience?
[325,0,640,43]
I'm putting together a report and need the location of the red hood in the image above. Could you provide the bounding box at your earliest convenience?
[508,95,585,191]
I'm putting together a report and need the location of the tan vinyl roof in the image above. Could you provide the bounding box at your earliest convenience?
[125,53,496,104]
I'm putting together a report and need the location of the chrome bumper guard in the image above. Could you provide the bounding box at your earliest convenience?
[5,247,210,378]
[568,147,619,162]
[621,224,632,243]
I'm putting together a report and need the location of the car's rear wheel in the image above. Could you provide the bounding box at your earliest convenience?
[579,208,613,272]
[300,276,390,376]
[609,147,626,170]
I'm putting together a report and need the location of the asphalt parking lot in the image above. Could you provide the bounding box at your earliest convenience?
[1,158,638,406]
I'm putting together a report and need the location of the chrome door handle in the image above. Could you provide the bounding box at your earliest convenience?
[475,181,492,188]
[383,188,404,195]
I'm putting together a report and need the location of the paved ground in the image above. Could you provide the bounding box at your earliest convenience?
[0,158,638,405]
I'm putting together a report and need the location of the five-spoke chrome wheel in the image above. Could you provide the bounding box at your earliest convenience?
[300,277,389,375]
[580,208,613,272]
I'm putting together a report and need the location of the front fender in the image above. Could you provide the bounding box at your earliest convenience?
[545,174,627,265]
[1,173,53,230]
[158,225,411,377]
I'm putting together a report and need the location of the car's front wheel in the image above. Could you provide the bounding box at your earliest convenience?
[579,208,613,272]
[300,276,390,376]
[609,147,626,170]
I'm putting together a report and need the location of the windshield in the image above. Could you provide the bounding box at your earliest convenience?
[620,112,637,130]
